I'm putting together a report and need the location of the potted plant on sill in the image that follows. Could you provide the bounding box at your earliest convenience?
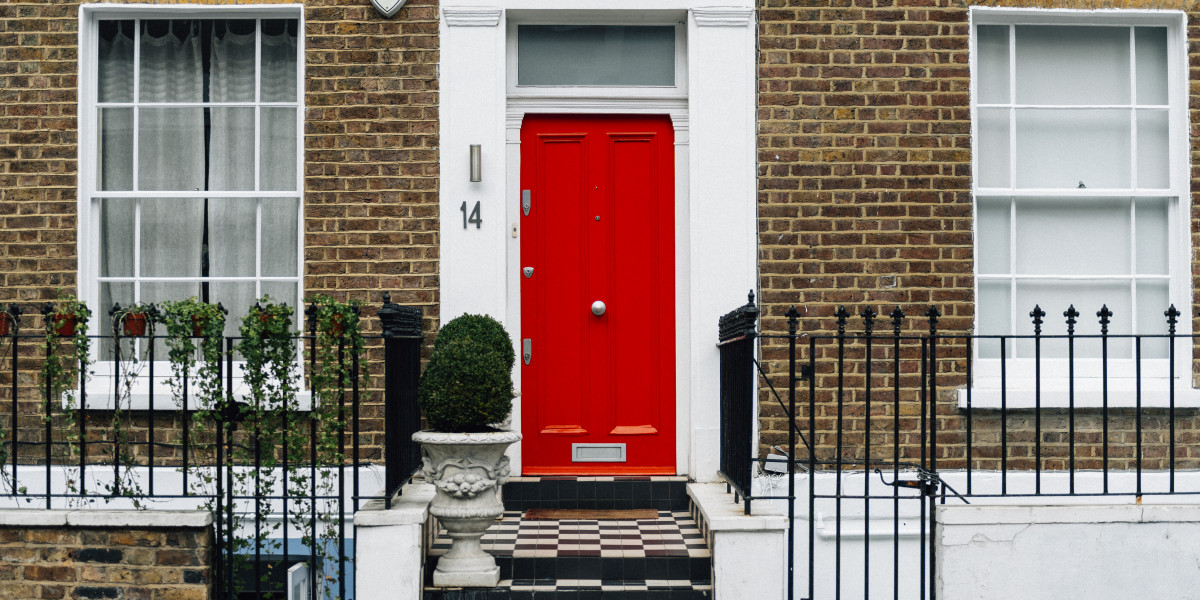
[414,314,520,588]
[112,302,153,337]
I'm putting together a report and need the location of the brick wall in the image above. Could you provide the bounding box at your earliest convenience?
[0,0,439,461]
[0,510,212,599]
[754,0,1200,469]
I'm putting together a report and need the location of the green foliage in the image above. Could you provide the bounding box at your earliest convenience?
[39,291,92,498]
[160,297,226,411]
[418,314,514,432]
[432,313,515,371]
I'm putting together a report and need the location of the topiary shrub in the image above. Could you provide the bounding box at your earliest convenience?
[418,315,515,432]
[432,313,515,371]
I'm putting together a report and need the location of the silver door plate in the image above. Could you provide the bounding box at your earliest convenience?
[522,338,532,365]
[572,443,626,463]
[523,267,534,278]
[522,190,531,216]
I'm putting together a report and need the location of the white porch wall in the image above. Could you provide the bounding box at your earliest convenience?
[438,1,758,479]
[755,470,1200,599]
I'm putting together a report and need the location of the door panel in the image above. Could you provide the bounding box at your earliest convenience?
[520,114,675,475]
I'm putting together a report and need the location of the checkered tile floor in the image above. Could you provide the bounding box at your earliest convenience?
[503,579,712,592]
[430,510,711,558]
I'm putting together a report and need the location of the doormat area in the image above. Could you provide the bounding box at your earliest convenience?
[522,508,659,521]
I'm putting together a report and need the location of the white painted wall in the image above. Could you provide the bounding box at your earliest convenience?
[756,470,1200,600]
[938,504,1200,599]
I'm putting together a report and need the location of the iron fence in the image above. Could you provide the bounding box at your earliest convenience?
[0,294,423,600]
[718,293,1200,600]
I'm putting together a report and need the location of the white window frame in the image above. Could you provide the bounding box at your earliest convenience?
[78,4,307,411]
[967,7,1196,409]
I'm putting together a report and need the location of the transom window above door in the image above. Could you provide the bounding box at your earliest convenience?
[507,21,687,97]
[971,12,1186,364]
[84,12,303,345]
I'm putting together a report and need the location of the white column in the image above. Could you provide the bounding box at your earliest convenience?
[687,7,758,481]
[439,8,508,325]
[353,484,437,600]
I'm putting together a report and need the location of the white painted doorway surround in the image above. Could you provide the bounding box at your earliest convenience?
[438,0,757,481]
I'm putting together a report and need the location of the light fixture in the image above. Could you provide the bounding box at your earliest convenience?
[470,145,482,182]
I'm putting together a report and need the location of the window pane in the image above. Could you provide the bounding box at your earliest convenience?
[261,19,298,102]
[208,107,255,191]
[1135,27,1168,106]
[140,198,203,277]
[99,198,134,277]
[976,197,1010,274]
[1136,109,1169,189]
[976,108,1010,188]
[1015,198,1129,276]
[1137,281,1169,357]
[262,198,299,277]
[99,282,133,360]
[978,280,1011,359]
[211,282,257,340]
[209,20,257,103]
[99,108,133,191]
[1015,281,1131,358]
[208,198,257,277]
[139,20,203,103]
[1015,25,1129,106]
[1135,197,1169,275]
[1015,109,1130,189]
[261,108,297,191]
[98,20,134,103]
[517,25,675,86]
[138,108,206,191]
[977,25,1010,104]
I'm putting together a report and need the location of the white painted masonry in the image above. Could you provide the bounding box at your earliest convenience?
[354,483,437,600]
[438,0,758,480]
[937,504,1200,599]
[688,483,789,600]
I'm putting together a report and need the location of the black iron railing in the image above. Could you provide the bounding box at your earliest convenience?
[719,294,1200,600]
[0,294,424,600]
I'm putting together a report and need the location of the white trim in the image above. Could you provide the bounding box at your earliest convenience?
[443,7,503,27]
[691,7,754,27]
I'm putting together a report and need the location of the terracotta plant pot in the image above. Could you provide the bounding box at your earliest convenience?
[191,315,206,337]
[122,313,148,337]
[53,313,77,337]
[0,313,10,336]
[326,313,346,336]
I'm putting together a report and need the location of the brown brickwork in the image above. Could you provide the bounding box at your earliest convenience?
[0,0,439,462]
[755,0,1200,470]
[0,518,212,599]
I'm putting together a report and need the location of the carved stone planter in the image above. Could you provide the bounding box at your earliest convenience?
[413,430,521,587]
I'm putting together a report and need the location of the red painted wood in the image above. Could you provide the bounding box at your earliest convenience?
[520,114,676,475]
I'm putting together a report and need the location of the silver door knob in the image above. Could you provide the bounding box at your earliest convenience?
[591,300,606,316]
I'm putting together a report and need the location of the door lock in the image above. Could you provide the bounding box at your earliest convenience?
[523,267,534,278]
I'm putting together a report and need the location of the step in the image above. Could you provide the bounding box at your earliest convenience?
[501,476,691,511]
[425,495,712,599]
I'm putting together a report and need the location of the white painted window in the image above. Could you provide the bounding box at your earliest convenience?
[970,9,1192,407]
[79,6,305,408]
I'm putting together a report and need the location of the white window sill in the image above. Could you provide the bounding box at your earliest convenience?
[70,373,313,412]
[957,381,1200,410]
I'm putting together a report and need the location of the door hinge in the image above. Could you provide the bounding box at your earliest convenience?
[522,338,532,365]
[522,190,531,216]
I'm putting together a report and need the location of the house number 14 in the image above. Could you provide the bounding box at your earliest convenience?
[460,201,482,229]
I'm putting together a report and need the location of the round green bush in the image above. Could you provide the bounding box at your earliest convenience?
[418,337,514,432]
[433,314,515,371]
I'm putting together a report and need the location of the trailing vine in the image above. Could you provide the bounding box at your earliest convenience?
[40,292,92,497]
[103,302,155,507]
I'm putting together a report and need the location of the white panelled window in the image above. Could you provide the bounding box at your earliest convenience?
[970,10,1189,405]
[973,14,1185,358]
[85,12,302,343]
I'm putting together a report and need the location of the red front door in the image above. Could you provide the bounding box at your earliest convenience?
[519,114,676,475]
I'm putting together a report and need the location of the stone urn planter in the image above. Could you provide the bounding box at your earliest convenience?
[414,429,521,587]
[415,313,520,588]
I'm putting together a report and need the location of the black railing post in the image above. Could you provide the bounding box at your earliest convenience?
[379,292,423,505]
[716,291,759,512]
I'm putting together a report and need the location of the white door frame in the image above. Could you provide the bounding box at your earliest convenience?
[439,2,757,481]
